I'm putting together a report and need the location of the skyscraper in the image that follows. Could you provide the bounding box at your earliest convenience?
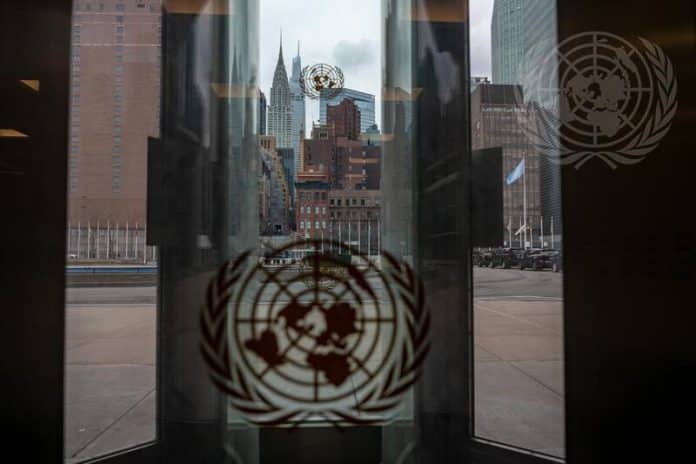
[471,84,541,241]
[258,90,267,135]
[268,35,292,149]
[491,0,523,85]
[523,0,561,244]
[319,88,375,134]
[289,41,305,173]
[67,0,161,230]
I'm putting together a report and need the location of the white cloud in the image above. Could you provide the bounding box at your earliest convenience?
[333,39,377,70]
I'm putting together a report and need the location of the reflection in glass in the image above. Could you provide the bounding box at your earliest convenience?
[471,0,565,458]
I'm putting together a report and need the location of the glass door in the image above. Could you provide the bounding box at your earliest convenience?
[61,0,567,463]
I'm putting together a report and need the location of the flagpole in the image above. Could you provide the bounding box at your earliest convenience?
[368,220,371,257]
[519,217,523,248]
[357,218,361,255]
[107,220,110,260]
[551,216,555,250]
[77,221,81,259]
[523,154,528,249]
[541,216,544,249]
[508,218,512,248]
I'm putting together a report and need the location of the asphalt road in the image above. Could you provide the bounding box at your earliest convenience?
[65,267,562,305]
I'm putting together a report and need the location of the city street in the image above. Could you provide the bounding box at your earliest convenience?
[65,267,564,461]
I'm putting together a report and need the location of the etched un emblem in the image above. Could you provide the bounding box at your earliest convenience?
[200,240,430,426]
[299,63,345,100]
[517,32,678,168]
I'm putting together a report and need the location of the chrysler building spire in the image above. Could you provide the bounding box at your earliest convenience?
[268,31,292,149]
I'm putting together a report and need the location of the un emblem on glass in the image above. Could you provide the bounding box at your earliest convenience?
[200,240,430,426]
[518,31,678,169]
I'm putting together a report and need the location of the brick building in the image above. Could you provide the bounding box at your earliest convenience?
[327,98,361,140]
[67,0,161,227]
[295,171,330,240]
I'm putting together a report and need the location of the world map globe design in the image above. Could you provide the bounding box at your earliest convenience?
[521,32,656,151]
[231,241,398,407]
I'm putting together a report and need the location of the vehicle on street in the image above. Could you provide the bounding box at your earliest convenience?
[473,249,493,267]
[519,249,558,271]
[490,248,523,269]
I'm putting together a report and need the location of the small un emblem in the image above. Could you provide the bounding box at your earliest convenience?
[299,63,345,100]
[200,240,430,426]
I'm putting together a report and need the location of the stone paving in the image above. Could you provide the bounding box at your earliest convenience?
[64,273,564,461]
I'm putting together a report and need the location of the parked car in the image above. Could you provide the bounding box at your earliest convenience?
[490,248,523,269]
[473,249,493,267]
[519,249,557,271]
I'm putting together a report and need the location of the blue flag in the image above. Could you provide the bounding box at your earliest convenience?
[506,159,525,185]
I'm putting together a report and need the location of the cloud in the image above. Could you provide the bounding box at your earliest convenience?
[332,39,377,70]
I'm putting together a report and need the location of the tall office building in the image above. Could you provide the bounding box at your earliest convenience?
[491,0,523,85]
[67,0,161,227]
[523,0,561,243]
[268,36,293,149]
[471,84,541,241]
[289,42,305,173]
[258,90,267,135]
[319,88,375,134]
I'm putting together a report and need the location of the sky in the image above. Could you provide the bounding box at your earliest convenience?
[259,0,494,130]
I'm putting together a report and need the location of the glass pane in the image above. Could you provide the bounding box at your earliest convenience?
[64,1,161,461]
[471,0,565,458]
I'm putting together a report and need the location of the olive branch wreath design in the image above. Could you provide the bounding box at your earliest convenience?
[199,249,430,427]
[522,36,678,170]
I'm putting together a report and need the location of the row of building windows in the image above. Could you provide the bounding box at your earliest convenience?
[330,211,375,219]
[74,2,154,13]
[299,191,328,201]
[299,221,327,230]
[300,206,326,215]
[330,198,374,207]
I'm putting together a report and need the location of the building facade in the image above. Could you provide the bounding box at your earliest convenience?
[471,84,541,243]
[491,0,523,85]
[268,38,292,149]
[328,190,381,255]
[327,98,361,140]
[67,0,161,229]
[295,172,330,240]
[319,88,375,134]
[289,42,305,174]
[258,90,267,135]
[523,0,562,245]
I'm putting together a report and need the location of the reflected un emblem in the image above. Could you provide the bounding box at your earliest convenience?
[299,63,345,100]
[200,240,430,426]
[518,32,678,168]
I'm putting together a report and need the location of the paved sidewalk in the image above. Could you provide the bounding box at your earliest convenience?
[475,298,565,458]
[64,305,156,463]
[64,295,564,461]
